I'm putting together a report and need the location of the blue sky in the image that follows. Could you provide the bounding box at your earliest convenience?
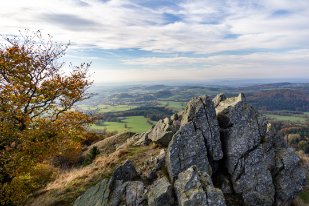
[1,0,309,83]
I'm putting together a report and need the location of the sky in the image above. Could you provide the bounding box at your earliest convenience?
[1,0,309,84]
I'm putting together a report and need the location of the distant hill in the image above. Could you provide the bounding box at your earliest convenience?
[247,89,309,111]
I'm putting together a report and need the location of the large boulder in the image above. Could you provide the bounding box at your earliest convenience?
[166,122,212,181]
[214,93,306,206]
[181,96,223,161]
[147,177,175,206]
[273,148,307,205]
[166,96,223,181]
[174,166,226,206]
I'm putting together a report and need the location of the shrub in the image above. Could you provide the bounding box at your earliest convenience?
[83,146,100,166]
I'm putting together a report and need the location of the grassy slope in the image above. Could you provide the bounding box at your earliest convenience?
[265,114,307,123]
[91,116,154,133]
[78,104,136,113]
[26,140,161,206]
[158,101,186,112]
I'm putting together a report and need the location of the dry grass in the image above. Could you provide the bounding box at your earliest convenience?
[26,139,160,206]
[81,132,135,157]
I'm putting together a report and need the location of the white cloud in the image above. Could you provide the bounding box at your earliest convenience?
[1,0,309,82]
[1,0,308,53]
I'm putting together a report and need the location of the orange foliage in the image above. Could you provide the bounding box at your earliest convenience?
[0,30,94,205]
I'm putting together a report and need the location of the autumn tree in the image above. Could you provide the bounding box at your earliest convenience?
[0,30,94,205]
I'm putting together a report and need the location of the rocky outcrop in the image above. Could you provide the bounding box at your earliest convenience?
[75,94,306,206]
[74,160,145,206]
[213,93,306,206]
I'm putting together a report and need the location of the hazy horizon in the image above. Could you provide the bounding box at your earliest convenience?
[1,0,309,83]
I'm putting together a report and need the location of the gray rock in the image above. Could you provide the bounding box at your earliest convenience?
[171,113,179,121]
[147,118,176,147]
[75,93,307,206]
[181,96,223,161]
[74,179,110,206]
[174,166,226,206]
[274,148,307,205]
[110,160,138,184]
[166,96,223,181]
[107,180,145,206]
[166,122,211,181]
[147,177,175,206]
[125,181,146,206]
[147,149,166,181]
[131,131,151,146]
[74,160,145,206]
[215,93,306,206]
[216,94,275,205]
[212,93,226,108]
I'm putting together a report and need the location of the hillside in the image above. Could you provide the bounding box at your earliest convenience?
[28,94,308,206]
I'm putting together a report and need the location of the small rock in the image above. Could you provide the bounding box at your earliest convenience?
[174,166,226,206]
[110,160,138,183]
[125,181,146,206]
[212,93,226,108]
[147,119,176,147]
[147,149,166,181]
[147,177,175,206]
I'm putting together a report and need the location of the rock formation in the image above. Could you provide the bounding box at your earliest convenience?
[74,94,306,206]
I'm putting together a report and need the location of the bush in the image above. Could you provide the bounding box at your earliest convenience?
[83,146,100,166]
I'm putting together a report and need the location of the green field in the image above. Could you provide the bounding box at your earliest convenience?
[78,104,136,113]
[265,114,307,123]
[90,116,154,133]
[158,101,186,111]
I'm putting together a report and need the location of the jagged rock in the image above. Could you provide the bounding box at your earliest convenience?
[181,96,223,161]
[74,160,143,206]
[107,180,146,206]
[214,93,306,206]
[174,166,226,206]
[146,149,166,181]
[110,160,139,183]
[147,118,176,147]
[215,94,275,205]
[171,113,179,121]
[166,122,211,181]
[131,131,151,146]
[212,93,226,108]
[147,177,175,206]
[125,181,146,206]
[274,148,307,205]
[166,96,222,181]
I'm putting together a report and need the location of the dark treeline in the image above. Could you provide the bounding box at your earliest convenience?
[96,106,174,122]
[247,89,309,112]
